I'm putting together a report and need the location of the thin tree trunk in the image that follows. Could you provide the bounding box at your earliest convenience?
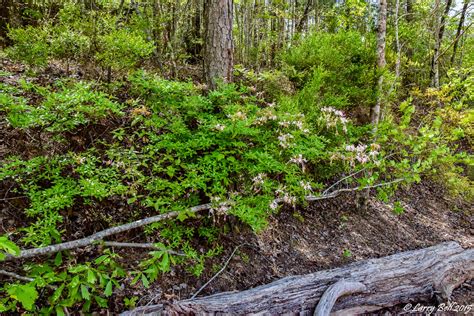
[370,0,387,129]
[430,0,453,88]
[394,0,401,79]
[296,0,312,33]
[450,0,468,66]
[203,0,234,89]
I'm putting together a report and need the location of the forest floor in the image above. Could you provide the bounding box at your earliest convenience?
[116,182,473,313]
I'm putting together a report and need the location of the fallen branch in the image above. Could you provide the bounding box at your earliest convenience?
[190,245,242,299]
[0,269,34,283]
[4,203,211,261]
[122,241,474,315]
[314,280,366,316]
[102,242,185,256]
[0,269,57,289]
[6,179,404,261]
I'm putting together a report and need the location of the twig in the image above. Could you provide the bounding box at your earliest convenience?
[306,178,404,201]
[6,179,404,261]
[0,269,34,283]
[0,269,57,289]
[322,168,366,196]
[102,241,185,256]
[4,203,211,261]
[190,245,242,300]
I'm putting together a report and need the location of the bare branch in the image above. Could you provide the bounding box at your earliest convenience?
[314,279,366,316]
[5,179,404,261]
[0,269,34,283]
[190,245,242,299]
[102,241,185,256]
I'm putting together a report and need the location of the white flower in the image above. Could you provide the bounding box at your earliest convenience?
[228,111,247,121]
[293,120,304,130]
[214,124,225,131]
[289,154,307,165]
[278,121,291,128]
[278,133,294,148]
[283,194,296,206]
[355,144,367,153]
[356,153,369,164]
[368,150,379,157]
[346,144,356,152]
[300,181,312,191]
[269,200,279,210]
[252,173,266,186]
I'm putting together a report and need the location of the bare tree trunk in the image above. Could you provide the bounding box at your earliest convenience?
[394,0,401,79]
[450,0,469,66]
[203,0,234,89]
[296,0,312,34]
[0,0,11,46]
[370,0,387,129]
[122,242,473,315]
[430,0,453,88]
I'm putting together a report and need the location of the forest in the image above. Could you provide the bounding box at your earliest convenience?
[0,0,472,314]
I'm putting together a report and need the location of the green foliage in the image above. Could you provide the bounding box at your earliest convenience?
[0,236,20,261]
[95,29,155,72]
[2,80,123,132]
[6,26,50,67]
[282,31,377,112]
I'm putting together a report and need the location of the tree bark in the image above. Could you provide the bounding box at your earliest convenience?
[370,0,387,129]
[450,0,469,66]
[394,0,401,80]
[122,241,473,315]
[430,0,453,88]
[0,0,11,46]
[203,0,234,89]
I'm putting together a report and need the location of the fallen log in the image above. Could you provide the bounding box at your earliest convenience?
[122,241,473,315]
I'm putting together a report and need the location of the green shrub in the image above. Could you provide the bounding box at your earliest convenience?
[282,31,377,112]
[95,29,155,73]
[6,26,50,68]
[3,81,123,132]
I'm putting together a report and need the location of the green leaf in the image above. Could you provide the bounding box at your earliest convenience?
[160,252,170,272]
[80,284,90,300]
[87,270,97,284]
[104,280,113,297]
[141,274,150,288]
[95,295,108,308]
[7,283,38,311]
[0,236,20,257]
[54,252,63,266]
[50,284,65,303]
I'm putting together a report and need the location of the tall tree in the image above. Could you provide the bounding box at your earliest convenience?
[0,0,11,46]
[430,0,453,88]
[450,0,469,66]
[371,0,387,128]
[203,0,234,89]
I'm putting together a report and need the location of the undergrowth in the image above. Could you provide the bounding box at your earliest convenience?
[0,63,471,312]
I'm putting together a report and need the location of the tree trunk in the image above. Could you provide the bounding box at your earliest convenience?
[430,0,453,88]
[370,0,387,129]
[450,0,468,66]
[0,0,11,46]
[394,0,401,80]
[203,0,234,89]
[122,242,473,315]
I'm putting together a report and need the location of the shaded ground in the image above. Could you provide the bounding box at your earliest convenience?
[127,182,472,312]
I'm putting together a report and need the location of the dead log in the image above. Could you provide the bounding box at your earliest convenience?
[122,241,473,315]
